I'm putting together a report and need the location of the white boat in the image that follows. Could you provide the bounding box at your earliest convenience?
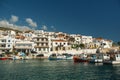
[103,53,120,64]
[48,53,73,60]
[103,60,120,64]
[89,53,103,63]
[48,53,66,60]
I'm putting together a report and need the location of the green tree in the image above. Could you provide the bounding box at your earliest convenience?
[79,43,85,49]
[117,41,120,46]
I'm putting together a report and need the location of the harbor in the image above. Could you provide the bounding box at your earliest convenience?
[0,0,120,80]
[0,59,120,80]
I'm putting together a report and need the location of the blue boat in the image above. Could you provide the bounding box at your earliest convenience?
[89,54,103,63]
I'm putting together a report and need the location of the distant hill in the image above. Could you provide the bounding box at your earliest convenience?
[0,27,22,32]
[0,27,33,33]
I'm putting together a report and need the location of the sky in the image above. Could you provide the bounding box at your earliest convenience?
[0,0,120,42]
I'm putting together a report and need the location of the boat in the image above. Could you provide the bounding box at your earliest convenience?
[48,53,66,60]
[89,53,103,63]
[48,53,73,60]
[103,53,120,64]
[62,53,73,60]
[73,53,88,62]
[0,57,8,60]
[0,54,8,60]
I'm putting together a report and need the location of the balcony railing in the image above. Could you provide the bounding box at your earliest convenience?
[35,40,48,43]
[0,47,11,49]
[34,45,49,48]
[14,46,32,49]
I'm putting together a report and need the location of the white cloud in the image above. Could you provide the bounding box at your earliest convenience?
[41,25,47,30]
[0,20,13,27]
[10,15,19,23]
[26,18,37,27]
[51,26,56,31]
[0,20,31,31]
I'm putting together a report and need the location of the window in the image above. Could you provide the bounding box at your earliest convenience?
[39,48,41,51]
[46,43,48,46]
[56,43,57,45]
[8,45,10,47]
[63,47,65,50]
[2,40,6,42]
[55,47,58,51]
[43,48,46,51]
[8,40,10,42]
[37,38,39,41]
[41,43,44,46]
[41,38,44,41]
[60,43,62,45]
[2,45,5,47]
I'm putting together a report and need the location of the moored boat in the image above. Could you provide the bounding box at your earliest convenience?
[0,54,8,60]
[73,53,88,62]
[48,53,73,60]
[48,53,66,60]
[89,53,103,63]
[62,53,73,60]
[103,53,120,64]
[0,57,8,60]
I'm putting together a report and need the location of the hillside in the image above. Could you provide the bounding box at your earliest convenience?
[0,27,27,33]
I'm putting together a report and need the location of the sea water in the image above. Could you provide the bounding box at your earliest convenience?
[0,60,120,80]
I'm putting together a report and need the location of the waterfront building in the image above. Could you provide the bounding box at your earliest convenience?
[0,36,15,54]
[32,36,50,53]
[14,40,34,55]
[51,39,71,53]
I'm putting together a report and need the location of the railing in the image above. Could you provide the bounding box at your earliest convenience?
[34,45,49,48]
[35,41,48,43]
[0,47,11,49]
[15,46,32,49]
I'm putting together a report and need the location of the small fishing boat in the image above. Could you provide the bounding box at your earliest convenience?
[62,53,73,60]
[0,57,8,60]
[48,53,66,60]
[89,54,103,63]
[48,53,73,60]
[73,53,88,62]
[0,54,8,60]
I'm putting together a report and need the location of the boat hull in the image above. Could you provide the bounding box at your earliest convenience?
[89,59,103,63]
[103,60,120,64]
[0,57,8,60]
[73,56,88,62]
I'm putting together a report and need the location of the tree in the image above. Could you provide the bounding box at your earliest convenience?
[79,43,85,49]
[117,41,120,46]
[112,42,117,47]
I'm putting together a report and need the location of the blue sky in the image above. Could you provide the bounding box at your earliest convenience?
[0,0,120,41]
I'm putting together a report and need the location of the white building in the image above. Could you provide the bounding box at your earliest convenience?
[33,36,50,53]
[93,38,113,49]
[81,35,93,44]
[0,36,15,54]
[23,32,33,41]
[14,40,34,54]
[51,39,71,53]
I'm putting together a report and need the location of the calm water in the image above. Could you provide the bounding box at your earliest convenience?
[0,60,120,80]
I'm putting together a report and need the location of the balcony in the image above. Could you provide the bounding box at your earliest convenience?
[0,42,6,44]
[34,40,48,43]
[0,47,11,49]
[34,45,49,48]
[14,46,32,49]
